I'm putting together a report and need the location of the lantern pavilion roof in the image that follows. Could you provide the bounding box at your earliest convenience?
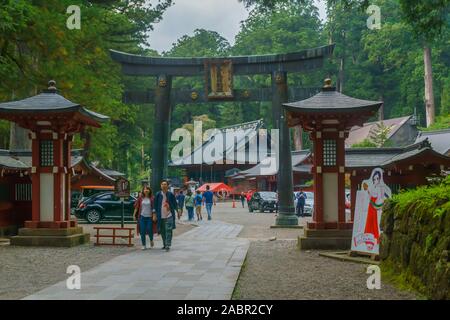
[284,79,382,130]
[0,80,108,131]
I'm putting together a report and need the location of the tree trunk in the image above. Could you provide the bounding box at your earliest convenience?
[80,129,92,161]
[378,95,384,121]
[338,57,344,93]
[293,126,303,151]
[9,124,31,151]
[140,128,145,172]
[9,90,31,151]
[424,46,435,127]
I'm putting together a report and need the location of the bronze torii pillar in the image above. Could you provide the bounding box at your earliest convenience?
[151,74,172,192]
[272,71,297,225]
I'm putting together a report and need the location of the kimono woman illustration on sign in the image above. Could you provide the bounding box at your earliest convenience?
[362,168,391,250]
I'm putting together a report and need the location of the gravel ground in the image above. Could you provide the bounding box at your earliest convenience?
[232,240,418,300]
[210,203,418,300]
[212,202,310,240]
[0,222,194,300]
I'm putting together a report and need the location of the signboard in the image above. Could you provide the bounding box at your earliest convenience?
[351,168,391,255]
[115,177,130,198]
[205,59,234,100]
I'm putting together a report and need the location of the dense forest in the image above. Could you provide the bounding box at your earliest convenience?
[0,0,448,188]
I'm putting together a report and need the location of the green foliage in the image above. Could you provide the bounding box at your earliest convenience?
[165,29,230,57]
[351,138,377,148]
[0,120,9,149]
[381,175,450,299]
[351,122,395,148]
[398,0,449,43]
[420,114,450,131]
[0,0,172,188]
[390,175,450,220]
[369,122,392,147]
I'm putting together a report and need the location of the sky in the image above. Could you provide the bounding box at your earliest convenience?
[147,0,327,54]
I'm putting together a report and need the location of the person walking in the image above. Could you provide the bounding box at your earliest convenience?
[176,190,185,220]
[202,185,215,221]
[154,180,178,251]
[184,189,195,221]
[296,189,307,217]
[133,186,156,250]
[194,190,203,221]
[240,191,246,208]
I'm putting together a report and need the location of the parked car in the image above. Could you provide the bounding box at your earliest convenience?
[74,192,136,224]
[77,185,115,206]
[303,191,314,216]
[71,190,81,214]
[248,191,278,213]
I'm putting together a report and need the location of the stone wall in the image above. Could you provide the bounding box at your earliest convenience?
[380,177,450,299]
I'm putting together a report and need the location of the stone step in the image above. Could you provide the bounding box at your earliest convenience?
[304,228,353,238]
[18,227,84,237]
[10,233,90,247]
[298,236,352,250]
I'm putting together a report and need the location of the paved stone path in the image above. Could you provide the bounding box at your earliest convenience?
[24,221,249,300]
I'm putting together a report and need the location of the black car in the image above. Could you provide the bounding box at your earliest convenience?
[248,191,278,213]
[74,192,137,224]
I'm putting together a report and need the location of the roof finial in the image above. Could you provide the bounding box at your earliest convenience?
[47,80,57,93]
[322,78,335,92]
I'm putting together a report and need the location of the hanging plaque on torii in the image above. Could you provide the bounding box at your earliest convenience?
[204,59,234,100]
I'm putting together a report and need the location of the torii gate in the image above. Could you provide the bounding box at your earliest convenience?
[110,45,334,226]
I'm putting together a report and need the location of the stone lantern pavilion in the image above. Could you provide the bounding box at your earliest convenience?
[0,80,108,246]
[284,79,382,249]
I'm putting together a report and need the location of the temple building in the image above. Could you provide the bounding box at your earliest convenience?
[169,119,272,184]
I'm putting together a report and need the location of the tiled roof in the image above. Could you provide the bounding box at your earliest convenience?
[0,150,90,170]
[238,150,311,177]
[345,115,413,147]
[415,128,450,155]
[345,148,403,168]
[170,120,268,166]
[0,87,108,123]
[284,88,382,113]
[98,168,126,177]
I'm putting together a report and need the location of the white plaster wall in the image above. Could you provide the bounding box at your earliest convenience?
[40,173,54,221]
[323,172,338,223]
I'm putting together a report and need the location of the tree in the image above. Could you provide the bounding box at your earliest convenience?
[0,0,173,189]
[398,0,449,127]
[369,122,392,147]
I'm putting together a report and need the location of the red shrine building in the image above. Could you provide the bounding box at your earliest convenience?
[0,81,108,246]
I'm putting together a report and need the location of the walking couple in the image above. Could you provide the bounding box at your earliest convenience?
[134,179,178,252]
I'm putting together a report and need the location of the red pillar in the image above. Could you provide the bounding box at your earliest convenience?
[310,130,324,229]
[30,133,40,223]
[53,134,62,222]
[337,131,347,228]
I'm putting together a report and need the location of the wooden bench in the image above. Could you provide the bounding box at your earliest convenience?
[93,226,134,247]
